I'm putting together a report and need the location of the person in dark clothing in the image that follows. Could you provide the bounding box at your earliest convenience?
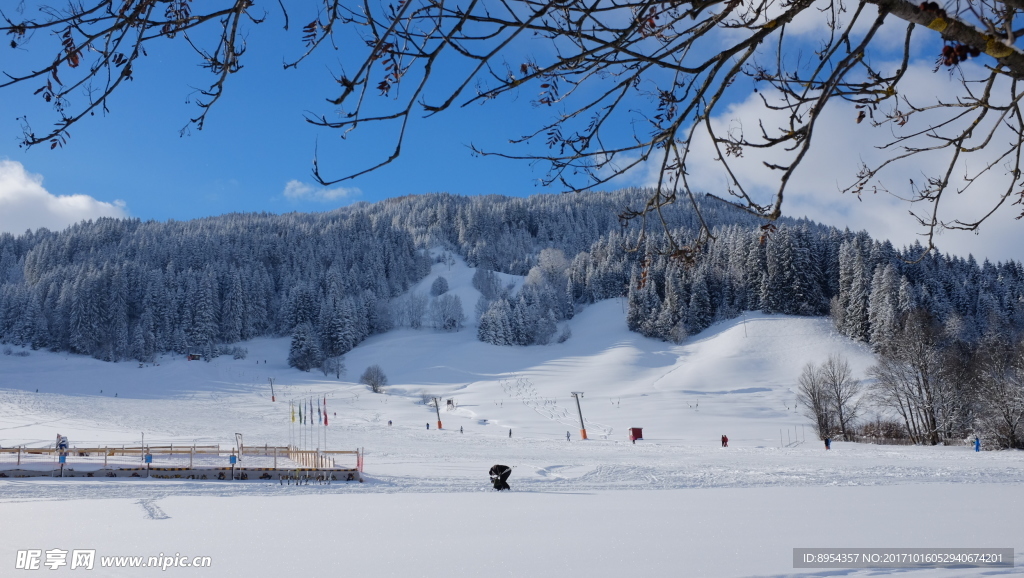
[824,437,831,450]
[489,464,511,491]
[721,434,728,448]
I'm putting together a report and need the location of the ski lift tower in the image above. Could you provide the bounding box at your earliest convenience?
[432,398,443,430]
[571,392,587,440]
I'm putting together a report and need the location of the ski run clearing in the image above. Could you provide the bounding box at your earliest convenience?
[1,255,1022,577]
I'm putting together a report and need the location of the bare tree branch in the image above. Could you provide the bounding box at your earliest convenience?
[4,0,1024,261]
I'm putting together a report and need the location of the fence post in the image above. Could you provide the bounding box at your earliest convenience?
[17,446,21,466]
[274,447,277,469]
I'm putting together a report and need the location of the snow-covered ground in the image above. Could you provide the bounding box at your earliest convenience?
[1,256,1022,577]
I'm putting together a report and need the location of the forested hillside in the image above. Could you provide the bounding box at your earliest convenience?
[0,189,1022,359]
[0,212,431,362]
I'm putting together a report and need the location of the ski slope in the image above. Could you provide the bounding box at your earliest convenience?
[1,254,1022,577]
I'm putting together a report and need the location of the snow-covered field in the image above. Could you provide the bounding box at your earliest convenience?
[1,256,1022,577]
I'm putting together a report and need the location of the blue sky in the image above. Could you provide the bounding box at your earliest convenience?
[0,14,551,222]
[1,5,1022,262]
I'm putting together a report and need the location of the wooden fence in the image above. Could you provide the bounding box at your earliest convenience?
[0,444,364,472]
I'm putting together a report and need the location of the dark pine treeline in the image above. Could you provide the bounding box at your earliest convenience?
[0,212,430,362]
[599,223,1024,349]
[0,189,1022,363]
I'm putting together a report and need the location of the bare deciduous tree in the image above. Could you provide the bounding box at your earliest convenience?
[976,341,1024,449]
[797,361,834,440]
[4,1,1024,257]
[867,310,956,444]
[799,354,862,440]
[393,292,428,329]
[321,355,345,380]
[429,293,465,331]
[360,363,388,393]
[820,353,863,441]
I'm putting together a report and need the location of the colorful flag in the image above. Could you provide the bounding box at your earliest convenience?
[324,396,329,426]
[318,398,322,425]
[290,401,295,423]
[299,404,303,425]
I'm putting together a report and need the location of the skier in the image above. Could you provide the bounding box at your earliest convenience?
[509,429,512,438]
[489,464,511,491]
[721,434,728,448]
[56,434,69,455]
[460,426,463,434]
[824,437,831,450]
[974,436,981,452]
[426,423,429,430]
[566,431,570,441]
[388,420,392,426]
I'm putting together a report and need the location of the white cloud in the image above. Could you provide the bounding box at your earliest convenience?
[283,180,361,203]
[613,60,1024,263]
[0,160,128,234]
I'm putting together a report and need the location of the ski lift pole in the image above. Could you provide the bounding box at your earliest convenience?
[571,392,588,440]
[269,378,276,402]
[432,397,443,430]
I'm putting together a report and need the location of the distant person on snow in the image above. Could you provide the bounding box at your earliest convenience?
[974,436,981,452]
[489,464,511,491]
[56,434,69,454]
[824,437,831,450]
[721,435,728,448]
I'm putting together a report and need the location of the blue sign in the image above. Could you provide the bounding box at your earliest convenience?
[144,454,152,464]
[58,455,66,464]
[229,455,237,465]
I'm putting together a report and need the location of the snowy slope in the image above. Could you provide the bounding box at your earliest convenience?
[0,253,877,449]
[1,254,1023,577]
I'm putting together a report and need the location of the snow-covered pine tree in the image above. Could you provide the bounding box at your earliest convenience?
[288,322,324,372]
[867,265,898,351]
